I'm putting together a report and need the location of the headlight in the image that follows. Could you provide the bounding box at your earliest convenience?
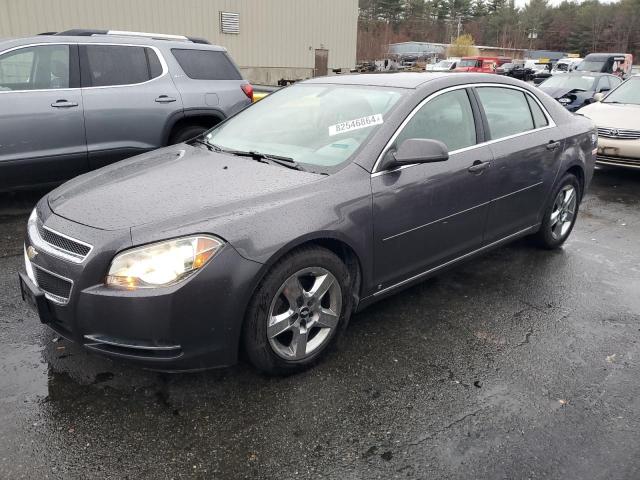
[106,235,224,289]
[558,97,572,104]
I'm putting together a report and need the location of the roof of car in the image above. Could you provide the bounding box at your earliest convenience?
[584,53,627,59]
[303,72,512,89]
[1,33,226,51]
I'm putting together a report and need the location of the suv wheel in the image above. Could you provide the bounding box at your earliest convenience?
[242,246,353,375]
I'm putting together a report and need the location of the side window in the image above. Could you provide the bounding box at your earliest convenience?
[171,49,242,80]
[526,94,548,129]
[0,45,70,91]
[147,48,163,79]
[476,87,535,140]
[394,89,477,152]
[83,45,154,87]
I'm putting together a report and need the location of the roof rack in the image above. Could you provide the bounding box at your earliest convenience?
[54,29,210,44]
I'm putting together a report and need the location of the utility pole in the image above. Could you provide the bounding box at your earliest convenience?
[457,15,462,39]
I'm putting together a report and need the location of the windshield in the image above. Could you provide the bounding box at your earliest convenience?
[541,75,596,91]
[459,59,480,68]
[553,62,569,72]
[603,77,640,104]
[204,84,403,172]
[577,60,605,72]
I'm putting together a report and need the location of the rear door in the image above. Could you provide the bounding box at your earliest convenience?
[372,87,494,290]
[79,44,183,169]
[474,86,563,243]
[0,43,86,190]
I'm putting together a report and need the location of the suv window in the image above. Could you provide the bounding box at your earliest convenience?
[0,45,70,91]
[82,45,162,87]
[476,87,535,139]
[172,49,242,80]
[395,89,477,152]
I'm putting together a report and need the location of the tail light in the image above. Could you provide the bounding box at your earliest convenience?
[241,83,254,102]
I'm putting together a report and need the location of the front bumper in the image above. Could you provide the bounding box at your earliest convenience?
[21,207,263,371]
[596,137,640,169]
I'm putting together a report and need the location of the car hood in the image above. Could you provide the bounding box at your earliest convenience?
[48,144,323,231]
[540,86,592,100]
[577,102,640,129]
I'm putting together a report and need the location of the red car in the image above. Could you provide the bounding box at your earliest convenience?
[455,56,512,73]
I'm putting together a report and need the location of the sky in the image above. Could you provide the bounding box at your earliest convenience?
[515,0,618,7]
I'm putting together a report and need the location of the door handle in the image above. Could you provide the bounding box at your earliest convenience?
[468,160,490,174]
[155,95,177,103]
[51,100,78,108]
[546,140,561,151]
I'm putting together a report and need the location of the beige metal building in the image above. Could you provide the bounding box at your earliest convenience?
[0,0,358,85]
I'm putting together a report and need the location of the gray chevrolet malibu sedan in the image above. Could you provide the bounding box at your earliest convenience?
[19,73,597,374]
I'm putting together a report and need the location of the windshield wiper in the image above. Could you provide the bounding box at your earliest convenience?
[227,150,305,171]
[192,138,224,152]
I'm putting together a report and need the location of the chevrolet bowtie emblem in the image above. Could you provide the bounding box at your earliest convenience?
[26,245,38,260]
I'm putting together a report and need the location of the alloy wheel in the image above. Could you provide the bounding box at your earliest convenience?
[550,185,577,240]
[267,267,342,361]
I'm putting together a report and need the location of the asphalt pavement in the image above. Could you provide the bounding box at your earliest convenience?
[1,167,639,480]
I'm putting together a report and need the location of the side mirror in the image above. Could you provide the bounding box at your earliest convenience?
[382,138,449,170]
[593,92,605,102]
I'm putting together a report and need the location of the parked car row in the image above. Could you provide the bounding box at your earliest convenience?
[2,29,636,374]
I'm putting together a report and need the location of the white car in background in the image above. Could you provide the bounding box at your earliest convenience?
[578,75,640,169]
[552,57,583,74]
[426,58,460,72]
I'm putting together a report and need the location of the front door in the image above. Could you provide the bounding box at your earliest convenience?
[79,44,183,169]
[0,44,87,190]
[314,49,328,77]
[372,88,493,290]
[473,86,563,242]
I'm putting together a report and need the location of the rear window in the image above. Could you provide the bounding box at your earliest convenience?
[172,49,242,80]
[476,87,535,140]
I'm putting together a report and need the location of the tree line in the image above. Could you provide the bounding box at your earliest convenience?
[357,0,640,61]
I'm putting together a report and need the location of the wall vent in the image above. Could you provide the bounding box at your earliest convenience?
[220,12,240,34]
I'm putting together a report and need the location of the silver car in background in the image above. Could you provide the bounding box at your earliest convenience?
[0,29,253,191]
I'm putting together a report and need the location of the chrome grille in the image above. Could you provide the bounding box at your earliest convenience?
[30,220,92,263]
[37,223,91,257]
[597,127,640,140]
[33,265,73,304]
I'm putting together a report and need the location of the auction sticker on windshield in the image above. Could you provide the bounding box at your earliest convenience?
[329,114,383,136]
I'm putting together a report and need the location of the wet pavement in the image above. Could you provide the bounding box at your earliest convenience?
[1,168,639,480]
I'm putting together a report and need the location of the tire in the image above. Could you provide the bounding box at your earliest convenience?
[169,125,208,144]
[532,173,581,249]
[242,246,353,375]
